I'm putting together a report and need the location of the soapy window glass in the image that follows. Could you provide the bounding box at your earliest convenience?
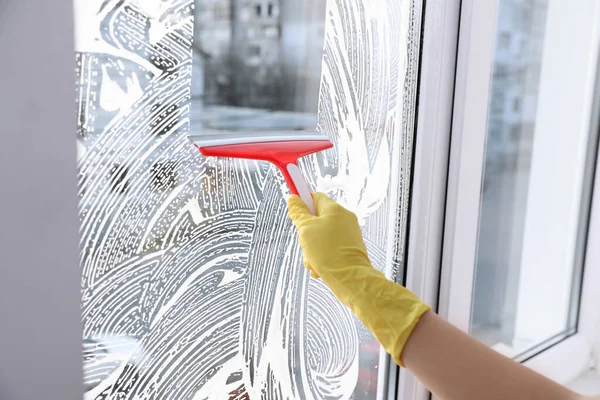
[75,0,422,398]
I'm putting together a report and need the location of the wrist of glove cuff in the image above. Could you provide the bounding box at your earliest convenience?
[321,265,431,367]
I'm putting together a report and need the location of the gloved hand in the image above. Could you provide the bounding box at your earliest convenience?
[288,192,431,366]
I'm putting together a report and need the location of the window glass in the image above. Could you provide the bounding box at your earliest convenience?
[76,0,421,398]
[471,0,596,360]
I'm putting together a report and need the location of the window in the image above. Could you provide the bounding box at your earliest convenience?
[213,5,230,20]
[255,4,262,16]
[441,0,600,383]
[519,8,533,31]
[267,2,274,17]
[509,124,521,141]
[246,26,257,39]
[490,90,505,113]
[498,32,511,50]
[472,0,591,360]
[247,44,261,57]
[494,64,509,79]
[263,25,280,38]
[512,97,521,112]
[518,38,528,58]
[75,0,422,398]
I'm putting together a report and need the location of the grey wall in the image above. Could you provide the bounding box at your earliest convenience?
[0,1,82,399]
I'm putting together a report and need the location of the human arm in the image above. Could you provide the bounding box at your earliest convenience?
[288,193,593,400]
[403,310,582,400]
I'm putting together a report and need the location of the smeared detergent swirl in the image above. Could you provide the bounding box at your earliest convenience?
[76,0,421,398]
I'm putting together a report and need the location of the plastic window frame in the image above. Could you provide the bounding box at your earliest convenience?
[396,0,462,399]
[434,0,600,391]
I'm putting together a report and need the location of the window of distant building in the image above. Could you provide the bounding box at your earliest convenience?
[248,45,261,57]
[499,32,511,50]
[513,97,521,113]
[510,124,521,141]
[267,3,274,16]
[495,64,509,79]
[490,89,505,114]
[519,8,532,31]
[255,4,262,16]
[213,5,229,20]
[519,38,527,58]
[263,26,280,38]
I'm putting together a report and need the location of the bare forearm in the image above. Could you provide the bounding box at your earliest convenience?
[402,311,582,400]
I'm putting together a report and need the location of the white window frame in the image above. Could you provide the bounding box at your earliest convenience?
[0,1,83,399]
[436,0,600,389]
[396,0,462,399]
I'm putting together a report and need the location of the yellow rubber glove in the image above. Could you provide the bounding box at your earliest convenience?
[288,192,431,367]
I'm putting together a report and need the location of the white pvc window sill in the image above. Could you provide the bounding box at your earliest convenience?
[569,371,600,396]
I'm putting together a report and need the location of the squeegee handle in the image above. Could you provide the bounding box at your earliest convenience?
[282,163,316,215]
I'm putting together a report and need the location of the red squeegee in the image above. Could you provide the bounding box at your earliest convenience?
[189,131,333,215]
